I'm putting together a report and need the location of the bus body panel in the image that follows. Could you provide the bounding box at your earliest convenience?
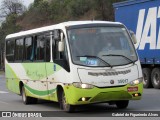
[66,61,143,105]
[5,61,63,101]
[5,21,143,106]
[77,64,138,87]
[5,60,143,105]
[64,83,143,105]
[5,62,20,94]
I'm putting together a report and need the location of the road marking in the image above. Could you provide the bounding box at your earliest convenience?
[0,101,9,104]
[0,91,8,94]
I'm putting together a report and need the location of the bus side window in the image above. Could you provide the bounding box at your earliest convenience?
[54,32,66,60]
[45,35,50,62]
[53,31,70,72]
[35,35,45,61]
[62,38,68,61]
[6,40,15,62]
[15,38,24,61]
[24,37,32,61]
[54,40,60,60]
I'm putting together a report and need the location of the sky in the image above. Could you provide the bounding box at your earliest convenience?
[22,0,34,8]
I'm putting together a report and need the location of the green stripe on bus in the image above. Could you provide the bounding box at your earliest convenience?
[6,64,18,79]
[22,63,62,80]
[24,84,56,96]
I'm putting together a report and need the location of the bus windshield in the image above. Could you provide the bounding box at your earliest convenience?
[67,26,138,67]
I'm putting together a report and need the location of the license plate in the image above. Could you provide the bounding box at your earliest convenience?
[127,87,138,92]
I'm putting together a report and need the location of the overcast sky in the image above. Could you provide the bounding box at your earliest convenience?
[22,0,34,8]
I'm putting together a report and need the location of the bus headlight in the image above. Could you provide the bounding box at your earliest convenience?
[73,82,94,89]
[129,77,143,86]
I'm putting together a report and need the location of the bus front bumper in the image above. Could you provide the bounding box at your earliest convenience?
[64,83,143,105]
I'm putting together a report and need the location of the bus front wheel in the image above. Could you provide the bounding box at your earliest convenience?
[59,90,75,112]
[115,100,129,109]
[21,86,37,104]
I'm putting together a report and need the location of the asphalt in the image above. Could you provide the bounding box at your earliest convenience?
[0,73,160,120]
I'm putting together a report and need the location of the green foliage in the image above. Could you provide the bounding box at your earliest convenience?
[0,0,126,51]
[67,0,93,17]
[49,0,68,21]
[0,14,21,42]
[0,15,21,54]
[33,0,44,7]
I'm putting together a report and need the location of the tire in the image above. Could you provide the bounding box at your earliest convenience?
[116,100,129,109]
[21,86,37,104]
[59,90,75,112]
[151,68,160,89]
[142,68,152,88]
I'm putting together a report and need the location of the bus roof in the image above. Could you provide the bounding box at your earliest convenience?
[5,21,122,40]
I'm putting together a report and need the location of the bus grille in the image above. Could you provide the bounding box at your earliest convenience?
[88,70,131,76]
[90,91,132,102]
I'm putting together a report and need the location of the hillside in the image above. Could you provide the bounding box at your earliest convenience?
[0,0,125,48]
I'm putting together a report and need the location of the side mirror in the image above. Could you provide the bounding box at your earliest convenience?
[130,30,137,44]
[58,41,64,52]
[58,32,64,52]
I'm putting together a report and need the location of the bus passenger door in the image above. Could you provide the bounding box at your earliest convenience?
[45,32,58,101]
[46,30,70,102]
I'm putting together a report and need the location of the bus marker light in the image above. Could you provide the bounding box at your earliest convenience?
[135,93,138,97]
[78,97,91,101]
[132,93,141,97]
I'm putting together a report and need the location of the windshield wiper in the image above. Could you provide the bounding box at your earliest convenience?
[102,54,135,64]
[77,55,112,68]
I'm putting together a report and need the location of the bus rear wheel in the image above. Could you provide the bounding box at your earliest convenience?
[116,100,129,109]
[21,86,37,104]
[142,68,152,88]
[151,68,160,89]
[59,90,75,112]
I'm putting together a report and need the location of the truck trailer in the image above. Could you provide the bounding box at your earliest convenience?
[113,0,160,89]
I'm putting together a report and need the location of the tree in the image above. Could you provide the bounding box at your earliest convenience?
[33,0,44,7]
[0,0,26,18]
[67,0,92,17]
[94,0,126,20]
[0,0,24,63]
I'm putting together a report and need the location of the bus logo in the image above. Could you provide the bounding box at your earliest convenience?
[110,80,114,84]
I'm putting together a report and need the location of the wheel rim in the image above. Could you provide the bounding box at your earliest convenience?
[153,73,160,85]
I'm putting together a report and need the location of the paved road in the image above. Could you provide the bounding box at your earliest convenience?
[0,73,160,119]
